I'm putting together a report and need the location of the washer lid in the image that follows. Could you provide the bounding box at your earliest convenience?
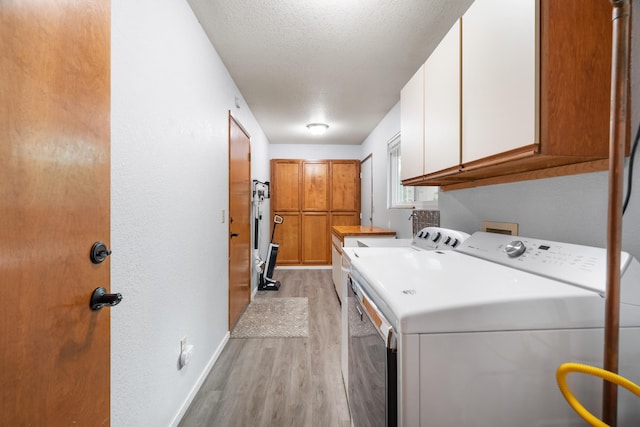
[350,250,618,335]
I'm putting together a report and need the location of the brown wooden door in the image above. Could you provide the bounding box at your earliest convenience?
[331,212,360,227]
[271,213,301,265]
[228,114,251,328]
[271,160,300,211]
[330,160,361,211]
[302,213,330,264]
[0,1,111,424]
[302,161,330,211]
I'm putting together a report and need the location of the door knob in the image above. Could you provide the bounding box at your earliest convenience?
[230,232,239,238]
[90,287,123,310]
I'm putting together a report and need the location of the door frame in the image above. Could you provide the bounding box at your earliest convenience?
[227,112,252,329]
[361,153,374,226]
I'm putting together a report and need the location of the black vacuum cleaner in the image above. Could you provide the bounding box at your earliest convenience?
[259,214,283,291]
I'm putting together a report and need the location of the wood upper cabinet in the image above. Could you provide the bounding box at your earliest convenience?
[271,160,300,211]
[402,0,622,188]
[330,160,360,211]
[302,161,329,211]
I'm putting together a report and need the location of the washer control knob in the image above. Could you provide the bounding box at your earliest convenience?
[432,231,442,242]
[505,240,526,258]
[451,238,460,248]
[444,236,452,245]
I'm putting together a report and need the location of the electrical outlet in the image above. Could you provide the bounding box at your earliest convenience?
[221,209,226,223]
[179,336,193,368]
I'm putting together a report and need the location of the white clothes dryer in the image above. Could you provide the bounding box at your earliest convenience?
[348,231,640,426]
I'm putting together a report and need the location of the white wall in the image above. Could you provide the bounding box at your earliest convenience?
[439,160,640,259]
[359,102,415,238]
[269,143,361,160]
[111,0,270,425]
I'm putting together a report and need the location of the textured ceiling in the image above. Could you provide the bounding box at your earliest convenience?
[187,0,474,145]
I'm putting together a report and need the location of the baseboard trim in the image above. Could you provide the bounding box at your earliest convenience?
[169,331,230,426]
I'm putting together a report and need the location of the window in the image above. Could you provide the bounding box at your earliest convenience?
[387,134,438,209]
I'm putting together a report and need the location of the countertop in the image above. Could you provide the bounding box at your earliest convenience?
[331,225,396,240]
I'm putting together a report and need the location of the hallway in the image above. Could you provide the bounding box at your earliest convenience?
[179,269,350,426]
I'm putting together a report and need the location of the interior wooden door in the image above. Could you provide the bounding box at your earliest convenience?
[0,1,111,424]
[228,114,251,328]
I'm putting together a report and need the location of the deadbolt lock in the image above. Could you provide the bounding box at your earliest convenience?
[90,241,112,264]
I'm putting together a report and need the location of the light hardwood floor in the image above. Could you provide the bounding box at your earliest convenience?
[179,269,351,427]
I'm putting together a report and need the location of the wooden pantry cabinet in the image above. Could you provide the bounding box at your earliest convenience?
[271,159,360,265]
[401,0,625,189]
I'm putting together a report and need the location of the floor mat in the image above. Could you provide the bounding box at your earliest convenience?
[231,297,309,338]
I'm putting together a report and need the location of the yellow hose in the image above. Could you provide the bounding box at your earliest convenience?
[556,362,640,427]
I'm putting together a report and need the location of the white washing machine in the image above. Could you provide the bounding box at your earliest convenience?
[348,231,640,426]
[341,227,469,423]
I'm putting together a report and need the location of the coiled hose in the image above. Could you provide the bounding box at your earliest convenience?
[556,363,640,427]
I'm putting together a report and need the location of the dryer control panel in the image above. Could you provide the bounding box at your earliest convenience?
[456,231,632,296]
[412,227,470,251]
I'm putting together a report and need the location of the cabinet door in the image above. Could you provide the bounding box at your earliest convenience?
[424,20,461,174]
[302,161,329,211]
[330,160,360,212]
[330,212,360,228]
[302,213,330,264]
[272,213,300,265]
[461,0,537,164]
[400,64,425,180]
[271,160,300,211]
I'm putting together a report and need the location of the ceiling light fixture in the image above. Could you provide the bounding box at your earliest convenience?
[306,123,329,136]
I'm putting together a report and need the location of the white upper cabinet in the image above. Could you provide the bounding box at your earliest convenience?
[401,20,461,182]
[461,0,538,164]
[400,1,615,188]
[424,20,461,174]
[400,64,425,181]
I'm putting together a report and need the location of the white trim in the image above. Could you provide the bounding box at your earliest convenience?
[169,332,231,427]
[386,131,401,149]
